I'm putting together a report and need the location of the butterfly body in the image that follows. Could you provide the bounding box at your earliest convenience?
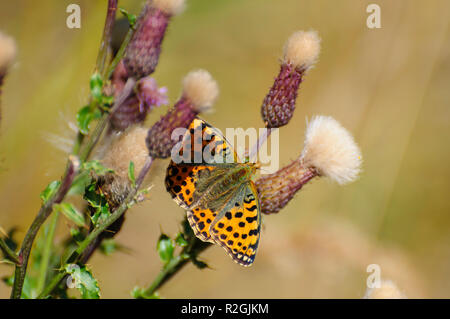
[165,118,261,266]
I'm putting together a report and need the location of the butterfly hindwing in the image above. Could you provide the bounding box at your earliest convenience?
[210,182,261,267]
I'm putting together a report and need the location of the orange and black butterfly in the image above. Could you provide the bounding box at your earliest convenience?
[165,118,261,266]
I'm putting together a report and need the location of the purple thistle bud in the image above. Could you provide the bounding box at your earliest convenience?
[146,70,218,159]
[261,30,321,128]
[255,160,318,215]
[124,0,185,79]
[261,63,303,128]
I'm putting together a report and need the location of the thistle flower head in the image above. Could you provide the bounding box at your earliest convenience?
[300,116,362,185]
[261,30,321,128]
[364,280,406,299]
[137,76,168,111]
[181,69,219,112]
[152,0,186,16]
[256,115,361,214]
[110,76,167,132]
[283,30,321,71]
[146,69,218,158]
[0,31,16,74]
[102,126,149,180]
[124,0,185,79]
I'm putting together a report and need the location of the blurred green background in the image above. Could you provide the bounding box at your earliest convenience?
[0,0,449,298]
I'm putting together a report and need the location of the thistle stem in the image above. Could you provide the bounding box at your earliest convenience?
[10,156,80,299]
[140,236,211,298]
[249,128,273,162]
[106,27,134,80]
[142,254,190,297]
[37,157,154,299]
[36,211,60,295]
[96,0,118,79]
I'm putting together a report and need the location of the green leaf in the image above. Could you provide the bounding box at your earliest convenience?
[101,94,114,107]
[91,204,110,226]
[100,238,118,256]
[84,180,110,226]
[175,233,188,247]
[119,8,137,28]
[192,258,209,269]
[70,228,84,242]
[65,264,100,299]
[157,234,174,264]
[76,105,102,135]
[131,287,159,299]
[2,274,14,286]
[128,161,136,187]
[90,73,103,102]
[40,181,60,204]
[68,171,92,196]
[54,203,86,228]
[83,160,113,175]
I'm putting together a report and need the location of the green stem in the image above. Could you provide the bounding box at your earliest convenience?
[0,237,20,265]
[142,254,190,297]
[106,27,134,80]
[11,1,133,299]
[38,157,154,299]
[96,0,118,79]
[36,211,59,295]
[140,236,211,298]
[10,156,80,299]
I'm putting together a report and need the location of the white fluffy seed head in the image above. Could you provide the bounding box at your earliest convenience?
[101,126,149,180]
[152,0,186,16]
[0,31,17,72]
[182,69,219,112]
[283,30,321,70]
[364,280,406,299]
[300,115,362,185]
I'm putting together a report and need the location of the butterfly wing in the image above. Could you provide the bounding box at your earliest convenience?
[209,181,261,267]
[165,118,237,209]
[166,118,261,266]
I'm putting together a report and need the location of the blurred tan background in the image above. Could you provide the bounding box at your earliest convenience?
[0,0,449,298]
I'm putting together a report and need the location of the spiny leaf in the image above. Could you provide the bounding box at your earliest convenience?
[84,180,110,226]
[175,233,188,247]
[54,203,86,228]
[65,264,100,299]
[191,258,209,270]
[83,160,113,175]
[100,239,118,256]
[68,171,91,196]
[157,234,174,264]
[76,105,102,135]
[90,73,103,102]
[70,228,84,242]
[119,8,137,28]
[40,181,60,204]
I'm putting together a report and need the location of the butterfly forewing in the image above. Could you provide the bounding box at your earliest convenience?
[165,118,261,266]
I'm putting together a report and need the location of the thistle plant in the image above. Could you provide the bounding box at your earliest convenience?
[0,0,363,299]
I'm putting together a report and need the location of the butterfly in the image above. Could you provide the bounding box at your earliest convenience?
[165,118,261,266]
